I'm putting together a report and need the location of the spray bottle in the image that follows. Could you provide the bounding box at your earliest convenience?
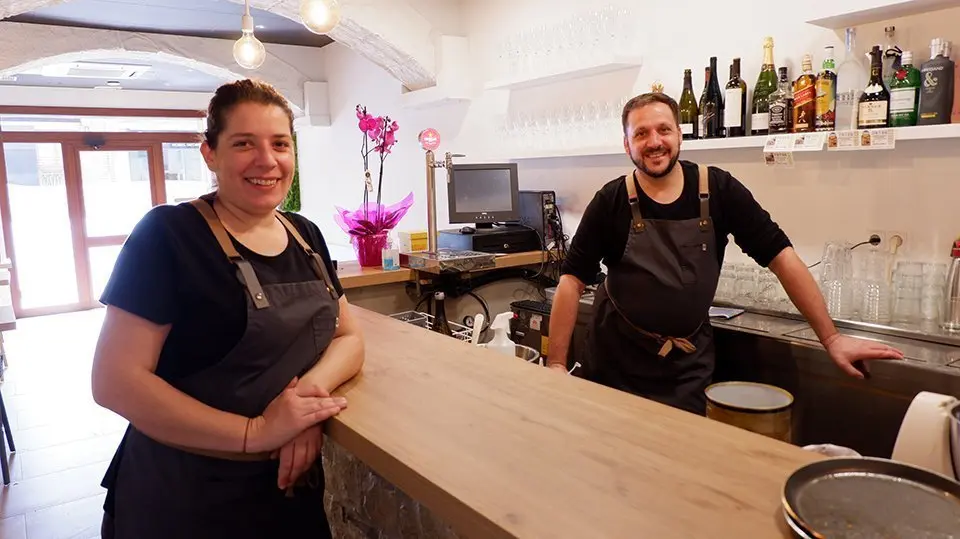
[484,312,517,358]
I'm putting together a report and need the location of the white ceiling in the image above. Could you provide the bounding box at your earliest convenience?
[0,57,228,92]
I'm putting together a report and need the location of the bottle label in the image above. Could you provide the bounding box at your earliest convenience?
[751,113,769,131]
[698,114,704,135]
[680,123,694,135]
[769,103,787,130]
[724,89,743,127]
[794,85,816,109]
[793,85,816,130]
[889,88,917,112]
[815,78,837,129]
[918,60,954,124]
[858,101,889,127]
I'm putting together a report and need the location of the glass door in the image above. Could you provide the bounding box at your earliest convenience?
[75,145,161,302]
[0,142,82,315]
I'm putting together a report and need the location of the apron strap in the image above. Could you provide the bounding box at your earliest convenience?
[275,213,342,301]
[698,164,711,232]
[189,198,271,310]
[623,170,646,232]
[603,279,699,357]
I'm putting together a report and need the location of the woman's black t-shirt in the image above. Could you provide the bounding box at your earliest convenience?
[100,198,344,382]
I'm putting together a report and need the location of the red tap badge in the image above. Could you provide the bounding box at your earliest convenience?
[418,128,441,151]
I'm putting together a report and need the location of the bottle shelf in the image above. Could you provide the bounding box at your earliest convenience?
[805,0,960,29]
[398,85,472,110]
[484,55,643,92]
[490,124,960,161]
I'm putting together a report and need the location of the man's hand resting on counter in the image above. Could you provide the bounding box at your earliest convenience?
[547,363,569,374]
[823,333,904,379]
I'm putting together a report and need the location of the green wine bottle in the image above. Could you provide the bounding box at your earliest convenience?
[889,51,921,127]
[679,69,699,140]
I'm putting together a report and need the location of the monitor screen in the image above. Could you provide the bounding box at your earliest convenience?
[448,163,520,224]
[453,168,513,213]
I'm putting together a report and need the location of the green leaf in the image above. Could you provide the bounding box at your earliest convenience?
[281,132,302,213]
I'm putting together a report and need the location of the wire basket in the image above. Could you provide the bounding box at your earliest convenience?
[389,310,473,343]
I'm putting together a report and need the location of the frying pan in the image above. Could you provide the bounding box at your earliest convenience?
[782,457,960,539]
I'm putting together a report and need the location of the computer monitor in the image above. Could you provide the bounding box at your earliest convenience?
[447,163,520,226]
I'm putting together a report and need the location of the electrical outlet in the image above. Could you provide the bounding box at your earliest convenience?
[886,230,907,255]
[867,229,887,248]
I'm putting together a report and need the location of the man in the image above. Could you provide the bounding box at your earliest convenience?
[546,92,903,415]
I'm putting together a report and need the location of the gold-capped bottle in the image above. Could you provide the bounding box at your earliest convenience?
[792,54,817,133]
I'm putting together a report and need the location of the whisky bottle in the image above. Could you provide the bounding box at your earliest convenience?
[918,39,956,125]
[816,46,838,131]
[889,51,921,127]
[724,58,747,137]
[793,54,817,133]
[751,37,778,136]
[858,45,891,129]
[768,67,793,134]
[679,69,699,140]
[702,56,725,138]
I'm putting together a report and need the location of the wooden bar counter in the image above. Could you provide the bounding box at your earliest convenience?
[322,306,822,538]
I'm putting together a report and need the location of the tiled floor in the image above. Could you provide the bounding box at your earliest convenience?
[0,308,121,539]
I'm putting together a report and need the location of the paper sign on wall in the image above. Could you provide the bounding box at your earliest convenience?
[826,129,896,151]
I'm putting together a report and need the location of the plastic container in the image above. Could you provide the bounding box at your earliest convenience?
[484,312,517,358]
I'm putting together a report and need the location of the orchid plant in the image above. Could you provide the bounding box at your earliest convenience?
[333,105,414,240]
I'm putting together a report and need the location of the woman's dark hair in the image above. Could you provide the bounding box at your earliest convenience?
[203,79,294,149]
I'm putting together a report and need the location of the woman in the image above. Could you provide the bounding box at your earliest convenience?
[92,79,364,538]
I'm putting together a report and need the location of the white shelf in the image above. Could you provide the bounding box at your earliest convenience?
[805,0,960,28]
[484,55,643,91]
[399,85,471,110]
[492,124,960,161]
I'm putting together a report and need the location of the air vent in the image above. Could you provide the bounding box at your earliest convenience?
[36,61,152,80]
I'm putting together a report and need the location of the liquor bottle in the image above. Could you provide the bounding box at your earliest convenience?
[724,58,747,137]
[888,51,921,127]
[918,39,956,125]
[858,45,891,129]
[432,291,453,336]
[882,26,903,90]
[698,66,710,138]
[751,37,778,136]
[768,67,793,134]
[702,56,725,138]
[792,54,817,133]
[679,69,699,140]
[816,46,838,131]
[836,27,867,130]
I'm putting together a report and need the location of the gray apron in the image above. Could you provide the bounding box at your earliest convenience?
[102,196,341,539]
[585,165,720,415]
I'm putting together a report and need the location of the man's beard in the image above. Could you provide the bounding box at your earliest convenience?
[631,147,680,179]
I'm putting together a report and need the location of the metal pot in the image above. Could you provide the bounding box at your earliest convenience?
[705,381,794,443]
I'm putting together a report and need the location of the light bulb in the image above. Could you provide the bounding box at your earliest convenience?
[234,31,266,69]
[299,0,341,34]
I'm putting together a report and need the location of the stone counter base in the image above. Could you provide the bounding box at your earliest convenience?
[323,439,461,539]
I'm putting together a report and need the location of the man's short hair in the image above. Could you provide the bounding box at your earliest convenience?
[621,92,681,134]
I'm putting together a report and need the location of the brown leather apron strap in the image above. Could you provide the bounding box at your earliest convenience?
[698,164,711,232]
[603,279,699,357]
[189,199,271,310]
[274,213,341,301]
[624,170,646,232]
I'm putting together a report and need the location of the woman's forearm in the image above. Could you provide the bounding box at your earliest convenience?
[299,333,365,394]
[95,365,249,453]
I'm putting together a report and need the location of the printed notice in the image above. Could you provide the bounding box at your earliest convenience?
[764,133,826,152]
[763,151,795,168]
[826,129,895,151]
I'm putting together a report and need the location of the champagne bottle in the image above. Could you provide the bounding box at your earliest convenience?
[751,37,778,136]
[815,46,838,131]
[724,58,747,137]
[792,54,817,133]
[679,69,699,140]
[702,56,725,138]
[768,67,793,134]
[432,292,453,336]
[889,50,921,127]
[858,45,891,129]
[698,66,710,138]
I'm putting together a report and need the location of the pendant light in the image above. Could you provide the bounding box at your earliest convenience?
[299,0,341,34]
[233,0,266,70]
